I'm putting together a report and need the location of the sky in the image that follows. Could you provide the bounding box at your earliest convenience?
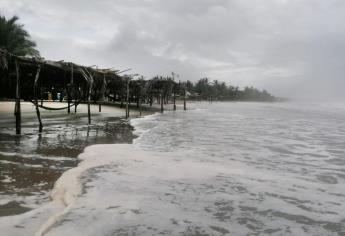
[1,0,345,100]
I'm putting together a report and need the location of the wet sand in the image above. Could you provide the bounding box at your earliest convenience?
[0,101,152,217]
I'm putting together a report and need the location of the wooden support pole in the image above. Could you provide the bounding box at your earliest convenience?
[67,96,71,113]
[139,97,142,117]
[67,90,70,113]
[14,60,21,135]
[40,88,44,106]
[184,88,187,111]
[173,90,176,111]
[160,91,164,113]
[99,73,106,113]
[88,81,92,125]
[68,65,73,114]
[138,88,142,117]
[75,88,78,114]
[73,66,78,114]
[34,65,43,132]
[126,78,130,118]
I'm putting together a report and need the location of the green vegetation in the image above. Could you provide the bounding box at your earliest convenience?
[0,15,39,57]
[184,78,276,102]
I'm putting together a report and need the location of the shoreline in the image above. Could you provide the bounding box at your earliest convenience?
[0,101,163,235]
[1,102,344,235]
[0,101,156,218]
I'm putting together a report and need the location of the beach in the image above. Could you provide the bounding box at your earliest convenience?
[0,101,149,217]
[1,101,345,235]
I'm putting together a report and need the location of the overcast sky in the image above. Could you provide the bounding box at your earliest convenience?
[1,0,345,99]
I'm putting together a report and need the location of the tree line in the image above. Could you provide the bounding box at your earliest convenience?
[183,78,276,102]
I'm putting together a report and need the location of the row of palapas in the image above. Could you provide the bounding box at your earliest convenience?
[0,49,187,134]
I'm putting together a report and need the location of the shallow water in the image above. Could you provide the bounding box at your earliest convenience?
[1,102,345,235]
[129,102,345,235]
[0,103,136,216]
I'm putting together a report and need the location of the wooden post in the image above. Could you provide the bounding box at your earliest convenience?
[34,65,43,132]
[67,90,71,113]
[173,89,176,111]
[172,72,177,110]
[74,87,78,114]
[14,60,21,135]
[160,91,164,113]
[99,73,106,113]
[126,78,130,118]
[68,65,73,114]
[40,87,44,106]
[184,88,187,111]
[88,81,92,124]
[139,88,142,117]
[139,97,142,117]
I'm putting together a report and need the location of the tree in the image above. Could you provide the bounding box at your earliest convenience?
[0,15,39,57]
[183,78,276,101]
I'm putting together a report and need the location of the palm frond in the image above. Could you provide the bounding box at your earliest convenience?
[0,15,40,57]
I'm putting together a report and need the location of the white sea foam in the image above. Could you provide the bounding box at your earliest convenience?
[130,112,161,138]
[36,144,249,235]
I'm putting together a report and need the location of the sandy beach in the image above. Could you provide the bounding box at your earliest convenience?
[0,101,151,217]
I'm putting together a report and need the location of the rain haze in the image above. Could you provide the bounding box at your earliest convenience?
[2,1,345,235]
[1,0,345,100]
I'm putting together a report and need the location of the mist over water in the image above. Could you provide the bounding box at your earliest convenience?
[2,102,345,235]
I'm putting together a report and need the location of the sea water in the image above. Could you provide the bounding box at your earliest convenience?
[1,102,345,235]
[0,103,136,217]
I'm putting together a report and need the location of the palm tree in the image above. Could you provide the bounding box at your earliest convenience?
[0,15,39,57]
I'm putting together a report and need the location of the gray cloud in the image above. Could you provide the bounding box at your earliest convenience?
[1,0,345,100]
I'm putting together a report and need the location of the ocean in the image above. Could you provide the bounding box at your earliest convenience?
[1,102,345,235]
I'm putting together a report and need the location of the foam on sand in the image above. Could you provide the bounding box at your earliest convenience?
[41,144,238,235]
[0,143,239,235]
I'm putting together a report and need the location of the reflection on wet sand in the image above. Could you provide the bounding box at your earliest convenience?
[0,102,140,216]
